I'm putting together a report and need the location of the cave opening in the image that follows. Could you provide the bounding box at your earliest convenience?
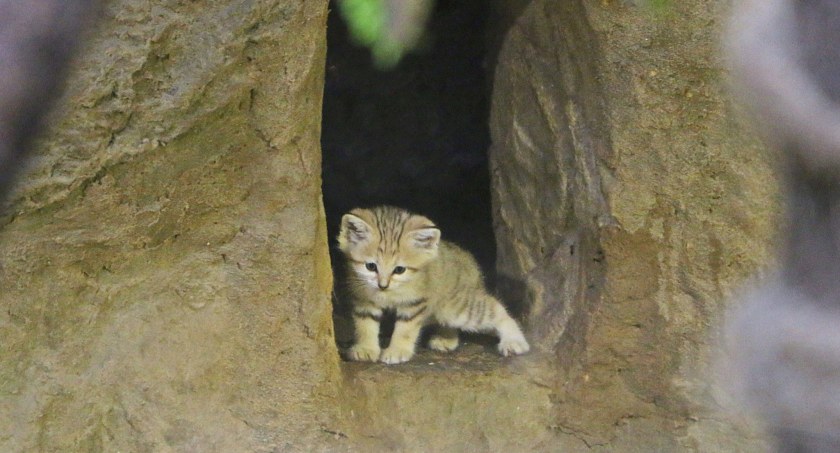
[320,0,497,350]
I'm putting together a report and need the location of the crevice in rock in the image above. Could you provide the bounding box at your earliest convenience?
[319,1,611,448]
[321,0,496,352]
[319,0,611,374]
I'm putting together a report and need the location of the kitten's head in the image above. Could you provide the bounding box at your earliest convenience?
[337,206,440,293]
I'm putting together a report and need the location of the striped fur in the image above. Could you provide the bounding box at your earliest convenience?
[338,206,529,364]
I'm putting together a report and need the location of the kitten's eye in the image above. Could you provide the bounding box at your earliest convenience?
[365,262,378,272]
[393,266,406,275]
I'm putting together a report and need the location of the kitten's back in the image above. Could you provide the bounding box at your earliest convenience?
[424,241,486,295]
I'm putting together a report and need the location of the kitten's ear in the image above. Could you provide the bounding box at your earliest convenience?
[338,213,373,251]
[409,227,441,251]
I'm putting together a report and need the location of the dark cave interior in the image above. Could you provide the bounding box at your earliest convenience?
[320,0,496,347]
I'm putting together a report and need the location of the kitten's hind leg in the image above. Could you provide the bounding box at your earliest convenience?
[473,295,530,356]
[428,326,460,352]
[494,309,530,356]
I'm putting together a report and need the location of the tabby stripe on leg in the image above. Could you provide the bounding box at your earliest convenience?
[353,310,382,322]
[400,298,427,308]
[467,297,478,323]
[476,299,489,326]
[396,305,427,322]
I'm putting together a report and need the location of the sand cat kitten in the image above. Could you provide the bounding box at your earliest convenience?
[337,206,530,364]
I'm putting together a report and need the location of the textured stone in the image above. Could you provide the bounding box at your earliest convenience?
[490,0,777,449]
[0,0,783,451]
[342,346,564,452]
[0,1,342,451]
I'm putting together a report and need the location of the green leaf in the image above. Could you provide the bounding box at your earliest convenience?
[338,0,386,47]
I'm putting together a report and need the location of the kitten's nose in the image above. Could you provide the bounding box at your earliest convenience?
[377,275,390,290]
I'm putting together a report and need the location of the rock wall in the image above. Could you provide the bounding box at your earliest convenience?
[0,0,782,450]
[490,0,778,448]
[0,1,344,451]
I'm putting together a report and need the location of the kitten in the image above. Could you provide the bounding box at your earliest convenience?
[337,205,530,364]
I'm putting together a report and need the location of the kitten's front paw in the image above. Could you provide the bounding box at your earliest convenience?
[380,346,415,364]
[498,337,530,356]
[428,334,459,352]
[346,344,381,362]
